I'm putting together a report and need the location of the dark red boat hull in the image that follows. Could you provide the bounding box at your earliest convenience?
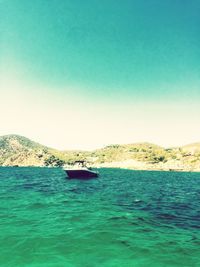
[65,169,98,179]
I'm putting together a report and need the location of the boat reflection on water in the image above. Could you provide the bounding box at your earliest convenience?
[63,160,99,179]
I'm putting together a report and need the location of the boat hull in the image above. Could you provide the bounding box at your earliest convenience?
[65,169,98,179]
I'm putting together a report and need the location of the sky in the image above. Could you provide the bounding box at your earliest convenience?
[1,0,200,150]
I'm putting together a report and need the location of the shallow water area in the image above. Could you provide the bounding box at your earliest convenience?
[0,167,200,267]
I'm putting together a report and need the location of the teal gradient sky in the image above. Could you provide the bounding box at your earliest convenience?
[1,0,200,149]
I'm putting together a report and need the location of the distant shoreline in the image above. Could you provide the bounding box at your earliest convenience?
[93,160,200,173]
[1,135,200,172]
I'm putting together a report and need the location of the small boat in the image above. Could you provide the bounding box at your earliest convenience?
[63,160,98,179]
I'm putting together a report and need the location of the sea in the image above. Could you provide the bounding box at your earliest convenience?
[0,167,199,267]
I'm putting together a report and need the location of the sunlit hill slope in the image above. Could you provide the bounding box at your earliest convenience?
[0,135,200,171]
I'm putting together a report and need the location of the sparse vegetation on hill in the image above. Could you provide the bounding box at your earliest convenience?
[0,135,200,171]
[0,135,49,166]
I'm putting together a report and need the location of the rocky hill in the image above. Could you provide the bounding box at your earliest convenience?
[0,135,200,171]
[93,143,200,171]
[0,135,49,166]
[182,143,200,153]
[0,135,90,167]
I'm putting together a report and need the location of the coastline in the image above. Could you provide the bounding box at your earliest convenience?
[92,159,200,172]
[1,135,200,172]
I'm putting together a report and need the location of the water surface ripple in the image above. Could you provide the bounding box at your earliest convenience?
[0,167,199,267]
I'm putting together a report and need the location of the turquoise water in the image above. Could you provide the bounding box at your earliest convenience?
[0,167,199,267]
